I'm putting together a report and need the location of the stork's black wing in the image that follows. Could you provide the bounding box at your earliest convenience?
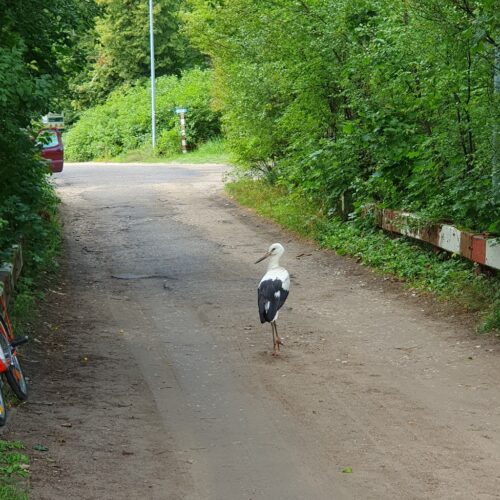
[257,278,289,323]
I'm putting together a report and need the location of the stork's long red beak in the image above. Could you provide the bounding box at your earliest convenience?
[255,251,271,264]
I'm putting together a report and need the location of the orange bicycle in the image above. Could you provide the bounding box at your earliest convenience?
[0,296,28,425]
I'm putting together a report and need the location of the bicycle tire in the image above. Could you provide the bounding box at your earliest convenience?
[5,354,28,401]
[0,380,7,426]
[0,314,28,401]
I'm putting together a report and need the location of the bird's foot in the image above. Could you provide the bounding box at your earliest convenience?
[272,337,283,356]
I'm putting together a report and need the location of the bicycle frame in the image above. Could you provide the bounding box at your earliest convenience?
[0,284,29,425]
[0,295,15,373]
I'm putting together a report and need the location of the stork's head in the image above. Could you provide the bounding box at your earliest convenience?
[255,243,285,264]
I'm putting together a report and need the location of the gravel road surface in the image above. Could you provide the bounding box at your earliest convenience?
[6,162,500,499]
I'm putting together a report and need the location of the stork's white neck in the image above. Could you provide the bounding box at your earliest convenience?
[267,254,282,270]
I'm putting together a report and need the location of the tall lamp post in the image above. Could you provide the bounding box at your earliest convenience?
[149,0,156,148]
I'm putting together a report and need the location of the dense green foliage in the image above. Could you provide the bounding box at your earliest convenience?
[66,69,220,160]
[0,0,84,274]
[0,133,60,269]
[72,0,204,110]
[0,0,99,125]
[227,179,500,331]
[186,0,499,232]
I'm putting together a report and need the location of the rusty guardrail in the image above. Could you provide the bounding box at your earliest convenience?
[371,208,499,271]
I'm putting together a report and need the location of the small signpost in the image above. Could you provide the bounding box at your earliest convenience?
[175,108,188,154]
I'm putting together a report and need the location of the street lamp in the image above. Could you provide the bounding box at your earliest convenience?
[149,0,156,148]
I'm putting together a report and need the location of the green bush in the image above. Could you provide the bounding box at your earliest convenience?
[1,0,67,277]
[0,130,60,277]
[65,68,220,161]
[156,128,181,156]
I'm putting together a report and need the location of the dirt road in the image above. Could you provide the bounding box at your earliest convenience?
[6,162,500,499]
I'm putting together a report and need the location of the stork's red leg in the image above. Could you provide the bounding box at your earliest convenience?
[274,321,283,351]
[271,322,278,356]
[271,321,282,356]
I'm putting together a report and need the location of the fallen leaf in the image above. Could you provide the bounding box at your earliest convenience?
[341,467,353,473]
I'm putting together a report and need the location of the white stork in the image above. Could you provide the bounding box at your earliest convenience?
[255,243,290,356]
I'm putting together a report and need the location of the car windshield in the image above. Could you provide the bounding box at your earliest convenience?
[37,131,59,149]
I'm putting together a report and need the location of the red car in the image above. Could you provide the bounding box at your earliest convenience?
[38,128,64,173]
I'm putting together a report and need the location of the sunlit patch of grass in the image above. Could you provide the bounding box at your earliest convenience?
[226,178,322,239]
[104,139,229,164]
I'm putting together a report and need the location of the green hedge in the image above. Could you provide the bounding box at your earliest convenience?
[65,69,220,161]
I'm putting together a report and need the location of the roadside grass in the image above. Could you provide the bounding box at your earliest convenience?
[0,177,61,500]
[104,139,229,164]
[0,237,59,500]
[226,179,500,333]
[0,440,29,500]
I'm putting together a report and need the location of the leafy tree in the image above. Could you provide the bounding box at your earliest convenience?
[0,0,93,266]
[73,0,205,109]
[185,0,499,232]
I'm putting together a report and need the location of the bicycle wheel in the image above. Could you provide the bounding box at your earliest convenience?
[5,353,28,401]
[0,314,28,401]
[0,381,7,426]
